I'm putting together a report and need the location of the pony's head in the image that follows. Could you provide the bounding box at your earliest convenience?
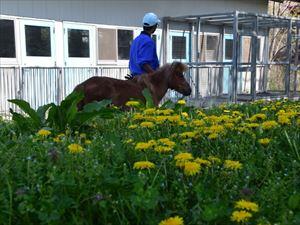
[167,62,192,96]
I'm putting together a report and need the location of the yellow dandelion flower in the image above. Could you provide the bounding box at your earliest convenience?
[37,129,51,137]
[175,161,186,168]
[235,199,259,212]
[261,120,278,130]
[125,101,140,107]
[175,152,193,168]
[204,125,225,134]
[85,139,92,145]
[154,116,168,124]
[53,133,65,142]
[167,115,181,122]
[157,109,174,115]
[192,119,205,127]
[159,216,184,225]
[208,133,218,140]
[248,113,267,122]
[57,133,65,138]
[224,122,235,129]
[133,113,144,120]
[183,161,201,176]
[194,158,212,167]
[140,121,155,128]
[258,138,271,146]
[143,108,156,115]
[179,131,196,139]
[148,140,157,147]
[177,121,187,127]
[224,160,242,170]
[181,112,189,118]
[154,145,172,153]
[208,156,221,164]
[174,152,193,161]
[197,110,206,117]
[231,210,252,223]
[133,161,155,170]
[53,137,61,143]
[158,138,176,148]
[68,143,84,154]
[177,99,186,105]
[135,142,153,151]
[247,123,260,129]
[124,138,133,144]
[277,115,291,125]
[128,124,138,129]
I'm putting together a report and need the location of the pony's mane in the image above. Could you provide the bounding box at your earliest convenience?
[151,62,187,77]
[157,63,172,71]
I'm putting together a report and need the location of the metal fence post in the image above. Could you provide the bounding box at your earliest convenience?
[231,11,239,103]
[285,19,292,97]
[250,16,258,100]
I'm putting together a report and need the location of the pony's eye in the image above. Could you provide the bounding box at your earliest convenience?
[177,73,184,78]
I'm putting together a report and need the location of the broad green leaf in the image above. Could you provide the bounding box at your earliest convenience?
[8,99,40,127]
[9,109,32,131]
[142,88,154,108]
[83,100,112,112]
[60,91,84,124]
[36,103,55,123]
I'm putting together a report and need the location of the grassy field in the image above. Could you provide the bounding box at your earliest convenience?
[0,98,299,225]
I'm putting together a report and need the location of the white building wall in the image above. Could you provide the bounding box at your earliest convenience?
[1,0,268,27]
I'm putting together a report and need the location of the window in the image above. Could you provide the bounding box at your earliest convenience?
[117,29,133,60]
[97,27,134,64]
[241,36,262,63]
[225,39,233,60]
[0,19,16,58]
[241,36,251,63]
[172,36,186,59]
[98,28,117,61]
[25,25,51,56]
[168,31,189,62]
[20,19,55,66]
[63,22,95,66]
[68,29,90,57]
[205,35,219,61]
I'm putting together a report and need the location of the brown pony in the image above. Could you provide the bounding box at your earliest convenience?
[74,62,191,109]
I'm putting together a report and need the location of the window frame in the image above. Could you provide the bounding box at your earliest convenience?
[203,32,220,62]
[0,15,19,66]
[96,25,135,66]
[117,28,134,63]
[63,22,95,67]
[20,18,56,67]
[168,30,190,63]
[223,34,234,62]
[97,26,118,65]
[240,35,263,63]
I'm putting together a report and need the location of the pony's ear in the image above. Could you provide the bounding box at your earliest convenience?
[171,62,188,73]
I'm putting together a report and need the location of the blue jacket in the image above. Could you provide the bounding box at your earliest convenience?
[129,31,159,76]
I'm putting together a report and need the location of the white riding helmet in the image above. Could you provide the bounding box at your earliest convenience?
[142,12,161,27]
